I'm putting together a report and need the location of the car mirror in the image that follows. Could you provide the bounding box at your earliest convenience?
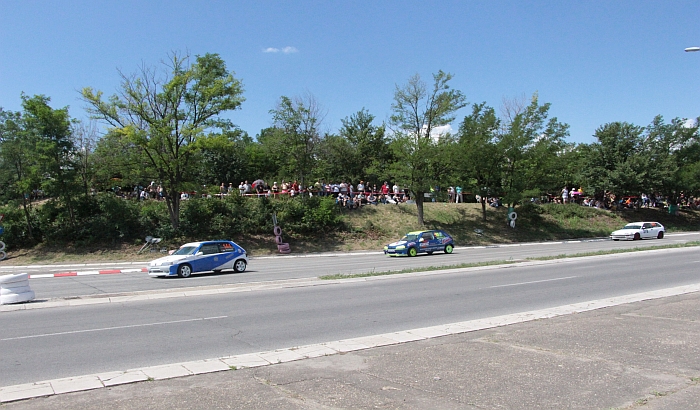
[419,238,425,242]
[196,251,203,256]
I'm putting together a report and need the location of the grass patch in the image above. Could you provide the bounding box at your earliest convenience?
[319,259,524,280]
[319,241,700,280]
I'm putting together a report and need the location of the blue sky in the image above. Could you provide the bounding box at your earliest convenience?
[1,0,699,144]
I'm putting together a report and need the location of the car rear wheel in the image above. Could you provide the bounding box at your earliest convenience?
[177,264,192,278]
[633,233,641,240]
[657,231,664,239]
[444,244,454,254]
[408,247,418,257]
[233,259,247,272]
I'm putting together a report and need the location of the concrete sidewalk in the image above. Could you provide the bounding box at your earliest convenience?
[4,291,700,409]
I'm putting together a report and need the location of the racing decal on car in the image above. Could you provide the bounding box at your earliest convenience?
[442,238,451,244]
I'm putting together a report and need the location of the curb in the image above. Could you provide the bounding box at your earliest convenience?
[2,282,699,403]
[27,268,148,279]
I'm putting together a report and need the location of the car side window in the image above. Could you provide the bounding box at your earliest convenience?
[218,243,234,253]
[200,244,220,255]
[422,233,434,241]
[642,223,651,229]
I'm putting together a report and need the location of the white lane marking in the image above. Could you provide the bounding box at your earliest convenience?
[0,316,228,342]
[488,276,578,289]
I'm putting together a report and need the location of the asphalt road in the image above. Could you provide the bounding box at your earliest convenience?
[2,231,699,300]
[1,246,699,387]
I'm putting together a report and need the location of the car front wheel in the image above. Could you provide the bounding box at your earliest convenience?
[633,233,641,240]
[177,264,192,278]
[408,247,418,257]
[233,259,247,272]
[444,244,453,254]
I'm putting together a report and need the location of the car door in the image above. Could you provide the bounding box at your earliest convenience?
[419,232,433,252]
[189,243,222,272]
[641,223,653,238]
[215,242,237,270]
[428,232,443,251]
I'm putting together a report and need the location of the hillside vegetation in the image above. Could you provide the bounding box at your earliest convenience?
[6,201,697,265]
[292,202,700,253]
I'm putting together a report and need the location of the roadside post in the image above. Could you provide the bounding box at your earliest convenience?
[507,207,517,229]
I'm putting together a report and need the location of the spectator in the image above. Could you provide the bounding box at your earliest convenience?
[455,186,462,203]
[367,192,378,205]
[357,180,365,193]
[561,186,569,204]
[381,182,389,195]
[228,183,234,195]
[271,182,280,195]
[243,181,252,195]
[238,182,245,196]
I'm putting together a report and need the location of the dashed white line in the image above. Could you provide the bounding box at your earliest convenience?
[0,316,228,342]
[488,276,578,289]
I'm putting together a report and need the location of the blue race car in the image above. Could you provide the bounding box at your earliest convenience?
[384,230,454,256]
[148,240,248,278]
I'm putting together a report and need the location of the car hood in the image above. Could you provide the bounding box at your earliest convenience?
[611,228,638,235]
[149,254,190,265]
[387,240,412,247]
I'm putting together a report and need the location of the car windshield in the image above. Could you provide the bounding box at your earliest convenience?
[623,224,642,230]
[172,245,198,256]
[400,234,420,242]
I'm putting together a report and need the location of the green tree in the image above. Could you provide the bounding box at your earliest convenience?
[82,52,245,230]
[338,108,391,184]
[499,94,569,206]
[268,94,323,188]
[455,102,503,220]
[21,95,80,227]
[582,122,646,200]
[389,71,466,226]
[643,115,700,203]
[0,107,40,240]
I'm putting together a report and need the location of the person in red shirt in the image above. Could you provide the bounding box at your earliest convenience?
[381,182,389,195]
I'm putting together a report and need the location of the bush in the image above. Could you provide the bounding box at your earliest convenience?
[0,202,42,249]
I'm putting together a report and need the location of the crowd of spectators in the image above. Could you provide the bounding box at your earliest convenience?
[112,179,700,213]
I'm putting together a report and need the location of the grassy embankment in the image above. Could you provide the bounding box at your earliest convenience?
[5,202,699,264]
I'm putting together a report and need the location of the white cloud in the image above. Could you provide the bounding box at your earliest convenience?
[262,46,298,54]
[430,124,452,140]
[683,118,697,128]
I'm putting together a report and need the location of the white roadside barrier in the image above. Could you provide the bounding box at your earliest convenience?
[0,273,35,305]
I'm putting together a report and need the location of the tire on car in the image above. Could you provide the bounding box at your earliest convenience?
[408,247,418,257]
[657,231,664,239]
[444,244,454,254]
[633,233,641,240]
[233,259,247,273]
[177,264,192,278]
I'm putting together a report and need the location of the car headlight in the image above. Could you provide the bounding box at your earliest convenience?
[396,245,405,250]
[160,261,174,266]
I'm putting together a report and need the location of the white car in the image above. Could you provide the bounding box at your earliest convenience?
[610,222,665,241]
[148,240,248,278]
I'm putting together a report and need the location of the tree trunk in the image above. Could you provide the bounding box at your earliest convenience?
[165,189,181,231]
[481,197,487,221]
[21,197,35,242]
[415,190,425,226]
